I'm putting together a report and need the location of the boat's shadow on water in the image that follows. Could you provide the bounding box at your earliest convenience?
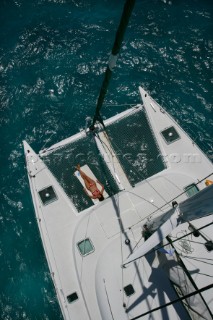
[125,252,190,320]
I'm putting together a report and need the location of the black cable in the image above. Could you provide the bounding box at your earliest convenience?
[129,283,213,319]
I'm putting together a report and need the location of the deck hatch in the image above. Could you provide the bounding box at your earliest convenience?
[77,238,94,256]
[124,284,135,296]
[161,126,180,144]
[67,292,78,303]
[38,186,58,205]
[184,184,199,197]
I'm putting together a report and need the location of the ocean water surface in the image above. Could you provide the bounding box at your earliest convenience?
[0,0,212,319]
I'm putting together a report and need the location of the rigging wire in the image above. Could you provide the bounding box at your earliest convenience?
[124,190,166,214]
[182,256,213,266]
[167,234,213,320]
[177,217,213,244]
[129,283,213,320]
[143,221,213,259]
[122,221,213,267]
[138,172,213,222]
[161,175,183,192]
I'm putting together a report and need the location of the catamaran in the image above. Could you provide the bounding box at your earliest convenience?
[23,1,213,319]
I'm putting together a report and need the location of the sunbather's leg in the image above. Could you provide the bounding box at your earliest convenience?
[76,164,95,189]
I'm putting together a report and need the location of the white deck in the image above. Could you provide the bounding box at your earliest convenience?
[23,87,213,320]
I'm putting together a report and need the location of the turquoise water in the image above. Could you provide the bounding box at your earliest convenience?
[0,0,212,319]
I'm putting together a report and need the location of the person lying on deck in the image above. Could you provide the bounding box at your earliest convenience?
[76,164,105,201]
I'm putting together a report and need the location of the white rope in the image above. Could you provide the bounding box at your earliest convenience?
[176,231,194,255]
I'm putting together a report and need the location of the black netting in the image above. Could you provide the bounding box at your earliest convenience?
[42,135,119,212]
[106,108,166,186]
[42,108,165,211]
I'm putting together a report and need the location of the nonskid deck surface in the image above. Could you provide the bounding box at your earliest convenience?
[24,87,213,320]
[41,107,165,212]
